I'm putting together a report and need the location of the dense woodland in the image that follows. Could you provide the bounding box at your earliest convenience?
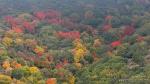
[0,0,150,84]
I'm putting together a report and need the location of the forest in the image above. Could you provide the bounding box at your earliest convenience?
[0,0,150,84]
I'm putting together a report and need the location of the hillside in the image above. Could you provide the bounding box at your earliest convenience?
[0,0,150,84]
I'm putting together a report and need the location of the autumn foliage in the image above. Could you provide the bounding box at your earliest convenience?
[105,15,113,21]
[34,11,46,20]
[0,0,149,84]
[34,46,45,56]
[56,31,80,40]
[111,40,121,47]
[72,39,87,63]
[102,24,112,32]
[123,25,135,36]
[46,78,57,84]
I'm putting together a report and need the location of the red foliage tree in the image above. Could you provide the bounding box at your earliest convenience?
[47,18,62,25]
[4,16,18,27]
[45,10,62,25]
[102,24,112,32]
[57,31,80,40]
[45,10,61,19]
[47,57,53,63]
[111,40,121,47]
[123,25,135,36]
[61,18,78,30]
[34,11,46,20]
[12,26,23,33]
[23,21,35,32]
[55,63,63,69]
[4,16,13,23]
[63,59,68,65]
[136,35,144,42]
[105,15,113,21]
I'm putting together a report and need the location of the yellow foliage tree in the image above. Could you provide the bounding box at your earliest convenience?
[4,30,15,38]
[15,38,24,45]
[68,74,76,84]
[2,37,13,47]
[25,39,37,48]
[5,30,23,38]
[29,67,40,73]
[74,63,82,68]
[72,39,87,63]
[0,74,12,84]
[12,79,26,84]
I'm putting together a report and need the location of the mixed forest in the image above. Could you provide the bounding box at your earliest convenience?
[0,0,150,84]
